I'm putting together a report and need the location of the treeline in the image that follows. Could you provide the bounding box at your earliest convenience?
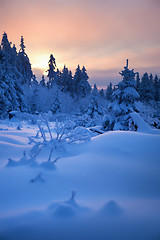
[0,32,160,118]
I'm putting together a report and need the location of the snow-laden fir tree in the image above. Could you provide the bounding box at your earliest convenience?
[0,45,10,116]
[153,74,160,102]
[73,65,82,97]
[103,59,140,131]
[0,48,10,116]
[61,65,70,92]
[31,74,39,88]
[92,84,99,97]
[73,65,91,99]
[47,54,56,88]
[77,66,91,98]
[40,75,46,87]
[99,88,105,99]
[68,70,74,96]
[106,82,113,100]
[0,32,27,114]
[87,95,103,119]
[135,72,140,93]
[51,90,61,114]
[140,73,154,102]
[29,75,39,113]
[17,36,32,85]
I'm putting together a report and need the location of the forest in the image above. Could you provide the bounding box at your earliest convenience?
[0,32,160,131]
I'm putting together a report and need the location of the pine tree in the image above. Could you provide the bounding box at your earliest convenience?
[51,90,61,114]
[73,65,82,97]
[103,59,140,131]
[47,54,56,88]
[114,59,139,104]
[92,84,99,97]
[153,74,160,102]
[99,88,105,98]
[87,95,103,118]
[31,74,38,88]
[61,65,70,92]
[135,72,140,93]
[19,36,26,54]
[77,66,91,98]
[1,32,11,63]
[106,82,113,100]
[30,75,39,113]
[0,53,10,116]
[40,75,46,87]
[140,73,154,102]
[68,70,74,96]
[17,36,32,85]
[1,33,20,111]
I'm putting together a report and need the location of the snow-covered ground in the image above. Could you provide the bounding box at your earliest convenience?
[0,119,160,240]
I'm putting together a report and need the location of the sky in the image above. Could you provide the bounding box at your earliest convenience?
[0,0,160,87]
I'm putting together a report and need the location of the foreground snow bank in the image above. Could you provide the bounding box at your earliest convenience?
[0,120,160,239]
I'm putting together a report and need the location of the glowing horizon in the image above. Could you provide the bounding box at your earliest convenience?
[0,0,160,87]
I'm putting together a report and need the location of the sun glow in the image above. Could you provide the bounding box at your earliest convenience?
[31,54,49,70]
[43,70,48,76]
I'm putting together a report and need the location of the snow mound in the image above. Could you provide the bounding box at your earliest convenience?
[54,204,76,218]
[49,191,90,218]
[5,151,37,168]
[98,200,123,217]
[130,112,160,134]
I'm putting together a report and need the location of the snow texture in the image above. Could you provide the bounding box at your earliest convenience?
[0,119,160,240]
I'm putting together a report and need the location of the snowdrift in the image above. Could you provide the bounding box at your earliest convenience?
[0,120,160,239]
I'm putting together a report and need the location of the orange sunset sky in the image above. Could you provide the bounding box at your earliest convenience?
[0,0,160,87]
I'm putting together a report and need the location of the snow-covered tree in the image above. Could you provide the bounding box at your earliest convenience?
[135,72,140,93]
[73,65,82,97]
[78,66,91,98]
[153,74,160,102]
[61,65,70,92]
[92,84,99,97]
[106,82,113,100]
[40,75,46,87]
[51,90,61,114]
[17,36,32,85]
[103,59,140,131]
[0,33,28,113]
[140,73,154,102]
[68,70,74,96]
[1,32,12,63]
[47,54,56,88]
[99,88,105,99]
[31,74,38,88]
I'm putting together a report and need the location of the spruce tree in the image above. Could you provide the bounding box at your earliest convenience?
[78,66,91,97]
[17,36,32,85]
[153,74,159,102]
[92,84,99,97]
[68,70,74,96]
[61,65,70,92]
[30,75,39,113]
[135,72,140,93]
[103,59,140,131]
[99,89,105,98]
[73,65,82,97]
[31,74,38,88]
[47,54,56,88]
[106,82,113,100]
[140,73,154,102]
[51,90,61,114]
[40,75,46,87]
